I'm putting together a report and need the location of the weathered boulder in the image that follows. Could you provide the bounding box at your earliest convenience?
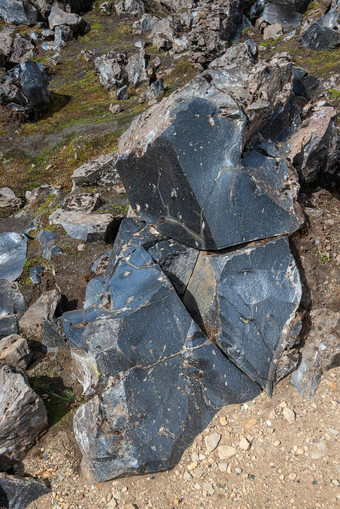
[49,208,116,242]
[0,280,25,340]
[48,5,87,31]
[287,104,338,185]
[0,61,50,119]
[250,0,310,27]
[132,14,158,34]
[114,0,145,17]
[291,310,340,398]
[116,51,302,250]
[0,233,27,282]
[36,229,63,260]
[0,0,38,25]
[19,290,61,340]
[0,188,21,209]
[71,153,124,191]
[0,473,50,509]
[94,51,128,90]
[62,193,100,213]
[149,16,181,51]
[301,8,340,51]
[0,28,36,68]
[0,365,48,472]
[184,236,302,393]
[0,335,31,369]
[126,49,148,88]
[63,227,260,481]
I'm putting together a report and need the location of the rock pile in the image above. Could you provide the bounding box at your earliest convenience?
[58,40,339,482]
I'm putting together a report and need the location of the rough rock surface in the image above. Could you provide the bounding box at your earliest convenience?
[0,365,48,472]
[0,334,31,369]
[0,188,21,209]
[0,61,50,119]
[63,229,260,481]
[0,473,50,509]
[94,52,128,90]
[301,8,340,51]
[48,5,88,34]
[116,50,302,250]
[184,236,302,393]
[0,233,27,282]
[115,0,145,17]
[0,280,26,340]
[71,153,124,191]
[49,208,116,242]
[19,290,60,340]
[0,0,38,25]
[36,229,63,260]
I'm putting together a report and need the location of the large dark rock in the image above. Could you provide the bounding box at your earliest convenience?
[0,473,50,509]
[0,233,27,282]
[184,236,302,393]
[0,0,38,26]
[0,62,50,119]
[250,0,310,27]
[0,365,48,472]
[301,8,340,51]
[116,51,302,250]
[63,226,260,481]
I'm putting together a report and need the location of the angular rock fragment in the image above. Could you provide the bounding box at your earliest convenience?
[0,61,50,119]
[0,0,38,25]
[301,8,340,51]
[36,229,63,260]
[94,51,128,90]
[19,290,60,340]
[287,105,338,185]
[0,334,31,369]
[116,51,302,250]
[0,365,48,472]
[62,193,100,213]
[0,233,27,282]
[0,188,21,209]
[126,49,148,88]
[0,473,50,509]
[49,208,116,242]
[184,236,302,393]
[114,0,145,17]
[48,5,87,33]
[64,234,260,481]
[291,310,340,398]
[0,280,26,340]
[71,153,124,191]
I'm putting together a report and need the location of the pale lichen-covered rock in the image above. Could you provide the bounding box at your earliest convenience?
[0,188,21,209]
[71,153,124,191]
[0,335,31,369]
[94,51,128,91]
[0,365,47,472]
[49,208,116,242]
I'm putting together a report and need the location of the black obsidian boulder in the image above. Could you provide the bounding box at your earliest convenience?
[0,62,50,119]
[301,8,340,51]
[184,236,302,394]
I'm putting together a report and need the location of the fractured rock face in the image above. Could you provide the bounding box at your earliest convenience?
[0,334,31,369]
[0,365,48,472]
[49,208,116,242]
[116,52,302,250]
[0,473,50,509]
[94,52,128,91]
[0,0,38,25]
[301,8,340,51]
[0,233,27,282]
[0,280,26,340]
[184,236,302,393]
[19,290,60,340]
[0,61,50,119]
[64,228,260,481]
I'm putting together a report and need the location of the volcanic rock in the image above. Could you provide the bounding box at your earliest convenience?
[0,473,50,509]
[0,0,38,26]
[94,51,128,90]
[49,208,116,242]
[0,365,48,472]
[19,290,61,340]
[301,8,340,50]
[0,334,31,369]
[0,233,27,282]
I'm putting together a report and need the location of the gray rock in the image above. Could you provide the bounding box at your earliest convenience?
[116,84,129,100]
[0,28,36,68]
[0,365,47,472]
[48,5,87,32]
[94,51,128,91]
[291,310,340,398]
[0,188,21,209]
[0,0,38,25]
[0,334,31,369]
[132,14,157,34]
[149,16,180,51]
[0,233,27,282]
[49,209,116,242]
[0,473,50,509]
[301,8,340,51]
[71,153,124,191]
[84,276,106,309]
[143,78,164,103]
[184,236,302,393]
[126,49,148,88]
[0,280,25,321]
[91,252,110,275]
[287,104,338,185]
[292,67,326,100]
[19,290,60,340]
[63,234,260,481]
[62,193,100,213]
[29,266,43,284]
[116,52,302,250]
[114,0,145,17]
[36,229,63,260]
[41,319,68,353]
[0,61,50,119]
[53,24,75,49]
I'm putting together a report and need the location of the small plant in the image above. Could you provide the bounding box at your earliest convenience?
[316,250,330,264]
[44,388,75,403]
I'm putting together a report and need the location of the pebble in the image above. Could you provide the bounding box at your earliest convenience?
[239,437,251,451]
[332,480,340,486]
[220,416,228,426]
[188,461,198,471]
[183,471,192,481]
[205,432,221,453]
[218,462,228,472]
[202,481,215,495]
[282,407,296,424]
[218,445,237,460]
[244,418,257,430]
